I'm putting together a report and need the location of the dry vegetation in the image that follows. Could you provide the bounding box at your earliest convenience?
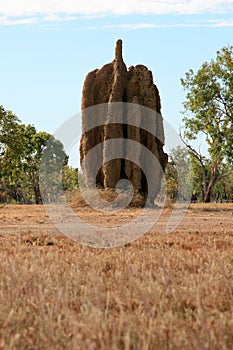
[0,203,233,349]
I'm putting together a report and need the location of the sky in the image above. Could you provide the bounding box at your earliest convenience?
[0,0,233,166]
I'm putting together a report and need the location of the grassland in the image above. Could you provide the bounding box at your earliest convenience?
[0,203,233,349]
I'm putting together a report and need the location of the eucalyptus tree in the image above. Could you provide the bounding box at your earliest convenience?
[181,46,233,202]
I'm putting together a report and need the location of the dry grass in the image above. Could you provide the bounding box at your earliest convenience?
[68,188,146,208]
[0,204,233,349]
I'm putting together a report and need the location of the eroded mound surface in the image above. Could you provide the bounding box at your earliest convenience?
[80,40,168,206]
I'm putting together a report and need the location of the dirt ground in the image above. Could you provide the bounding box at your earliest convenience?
[0,202,232,237]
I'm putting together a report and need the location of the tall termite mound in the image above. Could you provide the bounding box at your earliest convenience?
[80,39,168,206]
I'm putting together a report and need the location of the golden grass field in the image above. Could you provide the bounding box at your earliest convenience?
[0,203,233,349]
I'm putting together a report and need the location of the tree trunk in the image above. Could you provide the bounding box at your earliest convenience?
[204,189,211,203]
[201,163,207,202]
[31,170,42,204]
[203,162,219,203]
[34,184,42,204]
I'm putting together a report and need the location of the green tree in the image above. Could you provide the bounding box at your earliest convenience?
[0,106,24,202]
[62,166,79,192]
[165,146,193,202]
[211,163,233,202]
[0,106,68,203]
[0,105,20,152]
[39,135,69,203]
[20,126,68,204]
[181,45,233,202]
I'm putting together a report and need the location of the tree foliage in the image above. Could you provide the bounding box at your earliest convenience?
[0,105,77,203]
[165,146,193,202]
[180,45,233,202]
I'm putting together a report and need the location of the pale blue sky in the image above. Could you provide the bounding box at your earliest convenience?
[1,1,233,166]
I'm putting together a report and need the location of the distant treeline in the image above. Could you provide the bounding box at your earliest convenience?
[1,104,232,205]
[0,105,78,204]
[164,146,233,203]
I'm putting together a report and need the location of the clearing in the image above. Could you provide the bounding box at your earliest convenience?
[0,203,233,349]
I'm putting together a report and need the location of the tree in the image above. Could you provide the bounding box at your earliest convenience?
[0,106,25,202]
[212,167,233,202]
[181,46,233,202]
[0,105,20,152]
[165,146,193,202]
[62,166,79,192]
[0,105,68,203]
[20,126,68,204]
